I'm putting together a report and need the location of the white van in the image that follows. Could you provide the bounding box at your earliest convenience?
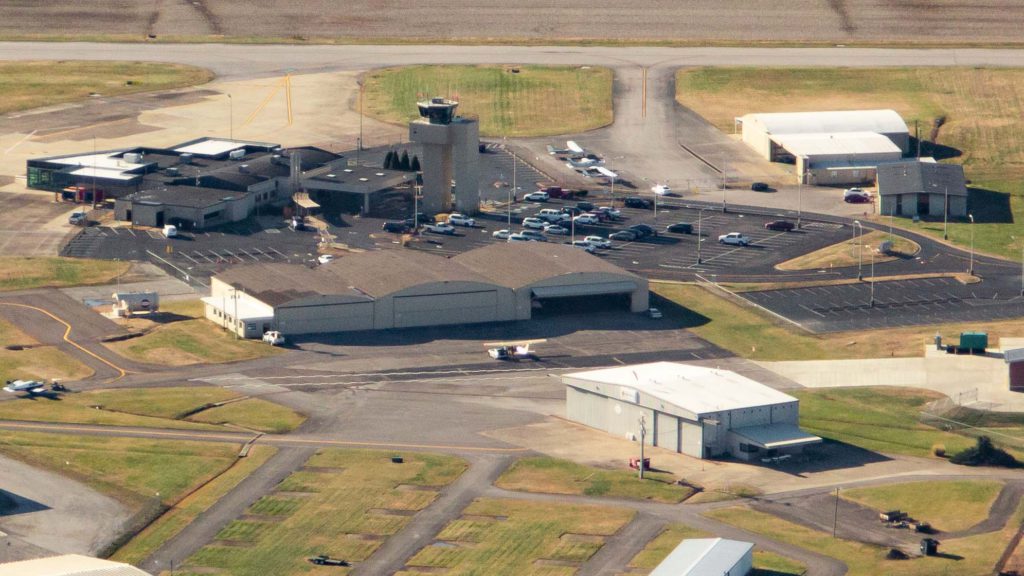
[162,224,178,238]
[537,209,565,223]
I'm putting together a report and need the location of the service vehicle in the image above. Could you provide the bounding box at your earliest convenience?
[486,339,545,361]
[718,232,751,246]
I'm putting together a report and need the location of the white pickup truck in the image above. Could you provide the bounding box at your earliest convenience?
[718,232,751,246]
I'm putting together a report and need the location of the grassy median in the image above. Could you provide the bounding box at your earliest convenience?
[362,65,613,137]
[841,480,1003,532]
[0,61,212,114]
[496,456,696,503]
[0,257,130,292]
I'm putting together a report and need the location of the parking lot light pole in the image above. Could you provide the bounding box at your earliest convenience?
[869,244,876,307]
[697,208,705,264]
[853,220,864,280]
[227,93,233,140]
[943,187,949,240]
[797,169,804,228]
[969,213,975,275]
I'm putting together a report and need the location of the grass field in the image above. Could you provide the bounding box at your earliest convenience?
[777,230,919,271]
[0,257,131,292]
[495,456,696,503]
[362,65,613,137]
[652,282,1024,361]
[112,445,276,565]
[707,502,1024,576]
[0,61,212,114]
[106,299,282,366]
[675,67,1024,259]
[0,431,242,508]
[178,449,467,576]
[841,480,1003,532]
[403,498,634,575]
[794,387,993,458]
[0,316,93,381]
[0,386,305,433]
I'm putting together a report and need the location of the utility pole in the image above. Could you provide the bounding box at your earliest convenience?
[697,208,705,264]
[233,289,239,340]
[414,184,421,235]
[638,415,647,480]
[969,213,975,275]
[833,487,840,537]
[227,93,233,140]
[853,220,864,281]
[797,169,804,228]
[943,186,949,240]
[915,119,921,158]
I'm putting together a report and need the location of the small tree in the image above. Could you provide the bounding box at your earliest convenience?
[399,150,411,171]
[950,436,1020,468]
[383,150,395,170]
[410,155,420,172]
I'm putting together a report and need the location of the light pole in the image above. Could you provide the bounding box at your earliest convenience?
[853,220,864,281]
[869,241,875,307]
[943,186,949,240]
[797,169,804,228]
[1020,242,1023,297]
[356,80,364,163]
[227,93,233,140]
[697,208,705,264]
[414,185,421,235]
[969,213,975,275]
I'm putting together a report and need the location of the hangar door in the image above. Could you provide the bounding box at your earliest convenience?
[393,290,498,328]
[277,302,374,334]
[531,281,636,316]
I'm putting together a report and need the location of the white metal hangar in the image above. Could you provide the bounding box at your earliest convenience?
[204,243,648,338]
[0,554,152,576]
[563,362,820,460]
[736,109,909,185]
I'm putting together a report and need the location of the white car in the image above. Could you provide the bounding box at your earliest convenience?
[718,232,751,246]
[162,224,178,238]
[523,191,549,202]
[317,254,336,264]
[425,222,456,235]
[519,230,547,242]
[584,235,611,249]
[508,233,531,242]
[448,213,476,227]
[262,330,285,346]
[571,240,597,253]
[492,229,511,240]
[522,217,547,229]
[652,184,672,196]
[573,214,600,225]
[544,224,569,235]
[596,206,621,219]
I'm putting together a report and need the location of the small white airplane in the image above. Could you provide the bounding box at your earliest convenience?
[3,379,46,395]
[595,167,618,179]
[547,144,572,156]
[484,339,547,361]
[566,141,585,154]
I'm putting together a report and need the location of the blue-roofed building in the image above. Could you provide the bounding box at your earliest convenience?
[650,538,753,576]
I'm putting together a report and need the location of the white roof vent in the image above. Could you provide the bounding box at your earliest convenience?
[343,169,353,173]
[326,173,336,178]
[359,177,369,182]
[376,172,385,177]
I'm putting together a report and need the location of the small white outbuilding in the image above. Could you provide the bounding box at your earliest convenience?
[650,538,754,576]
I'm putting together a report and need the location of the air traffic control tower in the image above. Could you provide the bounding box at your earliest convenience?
[409,98,480,214]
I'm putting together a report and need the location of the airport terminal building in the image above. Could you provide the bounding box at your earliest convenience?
[564,362,820,460]
[204,243,649,338]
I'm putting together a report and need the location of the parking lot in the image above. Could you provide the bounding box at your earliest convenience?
[742,276,1024,333]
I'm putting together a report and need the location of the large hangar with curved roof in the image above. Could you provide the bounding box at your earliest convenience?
[204,243,648,337]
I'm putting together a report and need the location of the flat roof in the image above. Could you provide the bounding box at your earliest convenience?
[125,186,248,209]
[49,152,144,171]
[650,538,753,576]
[730,423,821,449]
[69,166,140,181]
[454,242,639,289]
[174,139,246,156]
[0,554,151,576]
[744,109,908,136]
[772,131,902,157]
[564,362,797,415]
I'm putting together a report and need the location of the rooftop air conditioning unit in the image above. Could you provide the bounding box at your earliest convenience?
[165,167,179,176]
[124,152,142,164]
[270,154,283,165]
[239,164,250,173]
[228,149,246,160]
[179,153,193,165]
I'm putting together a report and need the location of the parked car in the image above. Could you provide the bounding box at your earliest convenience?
[765,220,796,232]
[844,187,872,203]
[628,223,658,238]
[652,184,672,196]
[69,211,87,226]
[610,229,639,241]
[573,214,600,225]
[666,222,693,234]
[587,210,611,222]
[448,213,476,227]
[262,331,285,346]
[523,191,549,202]
[544,186,580,199]
[750,182,770,192]
[508,233,531,242]
[382,221,410,233]
[571,240,597,253]
[596,206,621,219]
[647,307,663,319]
[561,206,584,216]
[624,197,651,209]
[492,229,511,240]
[317,254,336,264]
[537,208,565,223]
[522,217,547,229]
[576,201,596,212]
[519,230,547,242]
[544,224,570,235]
[162,224,178,238]
[584,235,612,249]
[718,232,751,246]
[424,222,456,235]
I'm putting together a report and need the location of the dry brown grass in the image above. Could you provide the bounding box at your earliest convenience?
[777,230,919,271]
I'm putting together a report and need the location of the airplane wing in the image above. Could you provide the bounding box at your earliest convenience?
[483,339,547,347]
[566,141,584,154]
[596,167,618,178]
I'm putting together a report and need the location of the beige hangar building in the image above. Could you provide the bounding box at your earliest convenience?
[564,362,821,460]
[204,243,648,338]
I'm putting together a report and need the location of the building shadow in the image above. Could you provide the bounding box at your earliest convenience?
[0,489,50,516]
[967,187,1014,224]
[912,137,962,161]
